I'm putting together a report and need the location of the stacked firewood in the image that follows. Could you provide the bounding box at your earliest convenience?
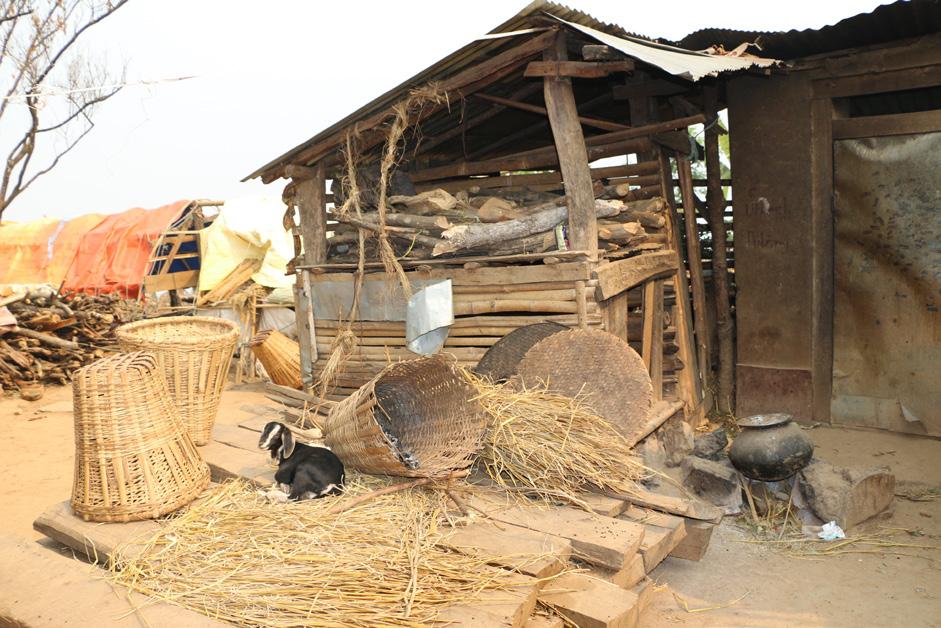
[0,292,144,392]
[325,187,669,263]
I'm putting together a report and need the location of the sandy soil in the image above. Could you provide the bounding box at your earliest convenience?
[1,385,939,627]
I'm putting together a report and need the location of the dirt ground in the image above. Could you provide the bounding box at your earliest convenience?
[1,384,939,627]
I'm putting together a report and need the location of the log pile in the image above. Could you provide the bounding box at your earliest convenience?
[325,189,670,264]
[0,292,144,393]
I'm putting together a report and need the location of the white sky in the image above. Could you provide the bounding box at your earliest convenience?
[4,0,886,222]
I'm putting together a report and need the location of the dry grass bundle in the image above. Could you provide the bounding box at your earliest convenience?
[467,372,650,508]
[110,479,535,627]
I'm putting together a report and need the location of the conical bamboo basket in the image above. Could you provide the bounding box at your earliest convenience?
[71,351,210,522]
[249,329,302,389]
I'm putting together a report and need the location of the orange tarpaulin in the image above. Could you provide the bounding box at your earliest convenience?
[0,218,61,285]
[63,201,189,298]
[45,213,105,287]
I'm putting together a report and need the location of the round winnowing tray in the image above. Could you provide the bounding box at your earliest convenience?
[515,328,653,439]
[473,322,569,382]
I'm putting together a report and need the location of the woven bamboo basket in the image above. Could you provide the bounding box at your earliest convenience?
[115,316,239,445]
[323,355,486,477]
[474,321,568,382]
[249,329,302,389]
[71,352,210,522]
[515,328,653,440]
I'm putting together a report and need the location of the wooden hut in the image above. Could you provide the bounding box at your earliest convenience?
[244,1,777,420]
[694,0,941,434]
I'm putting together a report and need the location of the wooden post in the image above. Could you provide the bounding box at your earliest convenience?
[658,149,705,416]
[575,280,589,329]
[676,155,712,410]
[642,278,665,401]
[290,162,327,390]
[543,30,598,260]
[703,86,735,415]
[295,162,328,266]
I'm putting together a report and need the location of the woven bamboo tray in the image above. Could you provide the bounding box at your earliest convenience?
[323,355,486,477]
[474,321,569,382]
[116,316,239,445]
[249,329,302,389]
[515,329,653,440]
[71,352,210,522]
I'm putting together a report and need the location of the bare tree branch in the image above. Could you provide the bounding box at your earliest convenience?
[0,0,130,220]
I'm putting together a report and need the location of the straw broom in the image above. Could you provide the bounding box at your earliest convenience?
[466,370,651,509]
[110,478,538,627]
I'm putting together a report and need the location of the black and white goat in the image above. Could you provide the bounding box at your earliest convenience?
[258,422,345,501]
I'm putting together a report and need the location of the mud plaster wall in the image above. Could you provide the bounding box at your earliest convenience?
[726,73,816,421]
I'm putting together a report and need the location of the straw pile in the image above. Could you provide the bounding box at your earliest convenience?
[467,372,650,508]
[110,478,536,627]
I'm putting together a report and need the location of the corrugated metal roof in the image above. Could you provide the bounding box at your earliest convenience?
[679,0,941,61]
[555,17,776,81]
[244,1,777,182]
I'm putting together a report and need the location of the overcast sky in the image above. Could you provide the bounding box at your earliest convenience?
[4,0,886,222]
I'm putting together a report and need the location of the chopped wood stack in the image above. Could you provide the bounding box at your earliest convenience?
[0,292,143,393]
[325,189,670,264]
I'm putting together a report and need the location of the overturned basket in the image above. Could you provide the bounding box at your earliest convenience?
[324,356,486,477]
[116,316,239,445]
[249,329,302,390]
[515,328,653,444]
[474,321,569,383]
[71,352,210,522]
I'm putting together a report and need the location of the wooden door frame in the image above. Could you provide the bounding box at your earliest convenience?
[809,63,941,423]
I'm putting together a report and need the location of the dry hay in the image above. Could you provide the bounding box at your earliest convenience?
[466,371,650,509]
[110,478,536,627]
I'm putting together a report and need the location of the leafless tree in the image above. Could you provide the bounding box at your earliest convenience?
[0,0,128,221]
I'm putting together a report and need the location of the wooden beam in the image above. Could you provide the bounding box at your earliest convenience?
[464,90,613,161]
[704,86,734,415]
[676,156,711,404]
[592,250,676,300]
[524,59,634,78]
[643,278,665,401]
[831,109,941,139]
[659,149,704,412]
[295,163,327,266]
[266,29,559,181]
[473,92,629,132]
[544,31,599,260]
[415,160,660,193]
[410,136,651,183]
[417,83,543,155]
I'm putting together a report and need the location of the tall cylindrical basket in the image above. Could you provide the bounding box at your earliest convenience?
[71,352,210,522]
[116,316,239,445]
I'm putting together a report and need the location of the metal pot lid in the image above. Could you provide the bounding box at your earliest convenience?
[737,413,793,428]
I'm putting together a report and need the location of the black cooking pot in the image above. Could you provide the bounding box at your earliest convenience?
[728,413,814,481]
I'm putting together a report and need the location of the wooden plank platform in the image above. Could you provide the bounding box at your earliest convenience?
[442,520,572,578]
[539,572,641,628]
[198,440,274,487]
[467,493,645,571]
[438,570,542,628]
[669,519,716,561]
[33,500,161,564]
[620,505,688,572]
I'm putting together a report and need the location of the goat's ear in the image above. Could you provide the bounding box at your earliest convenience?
[280,429,296,459]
